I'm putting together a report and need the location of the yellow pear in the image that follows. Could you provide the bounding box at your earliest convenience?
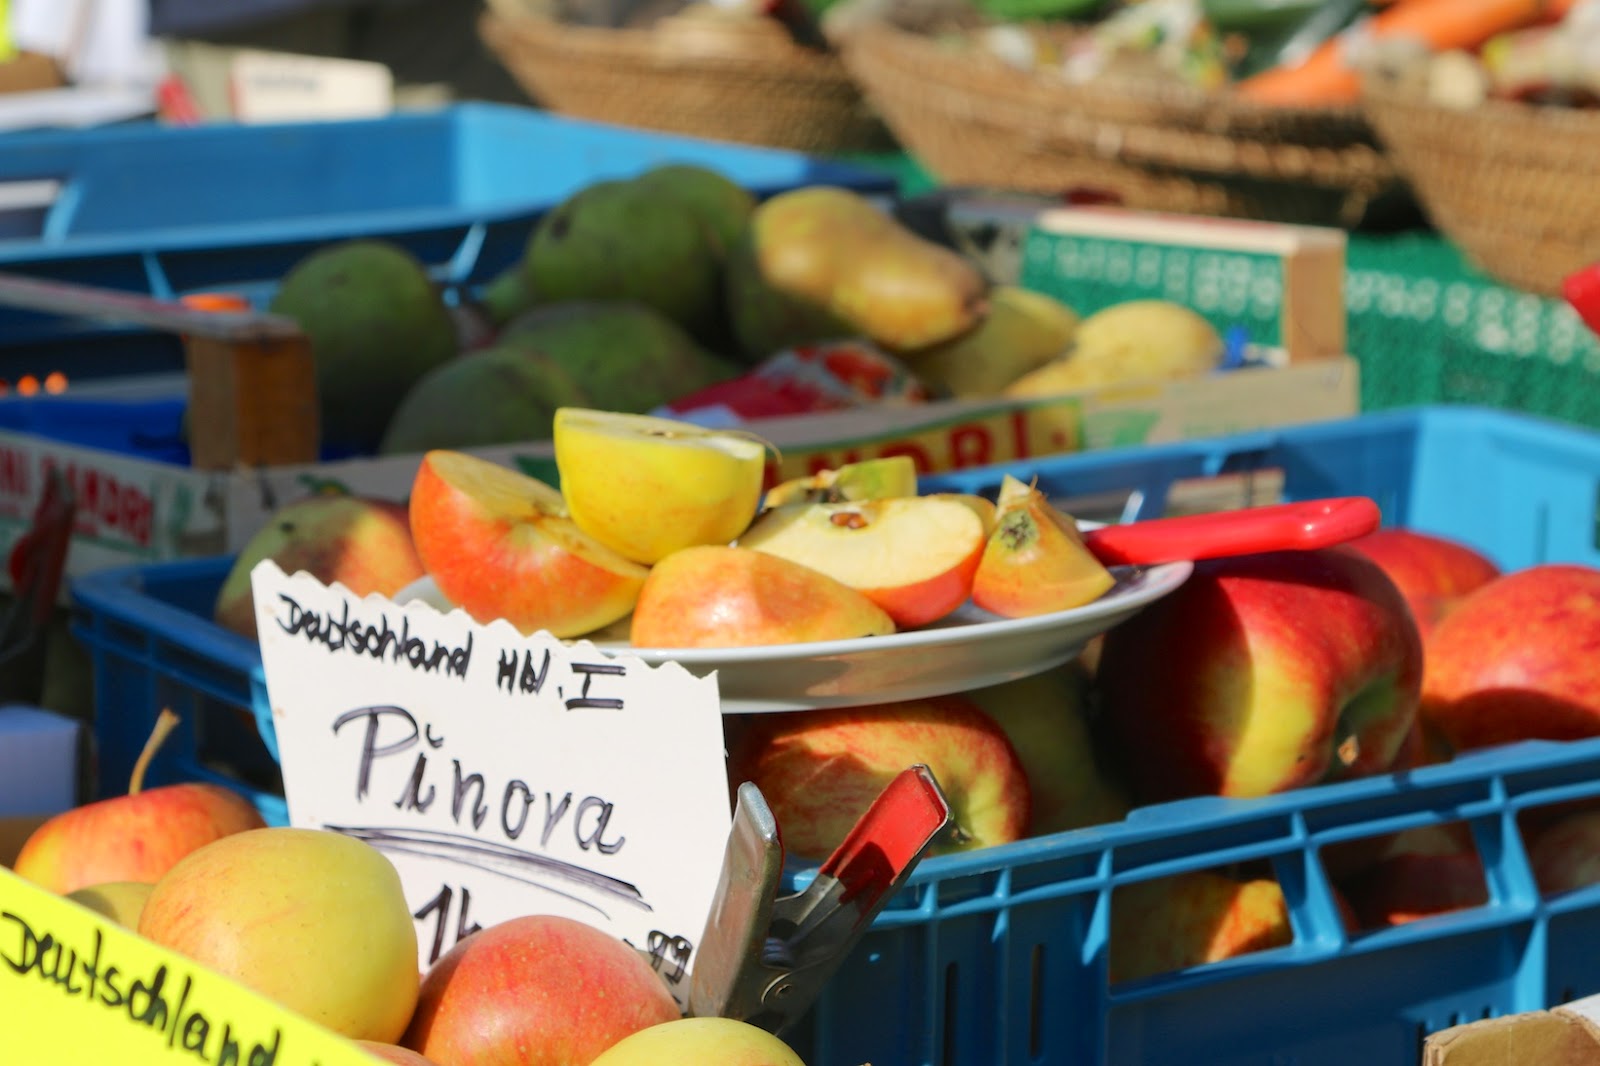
[138,827,420,1044]
[1005,299,1224,396]
[904,286,1080,397]
[554,407,767,565]
[731,186,989,355]
[588,1017,810,1066]
[65,881,155,928]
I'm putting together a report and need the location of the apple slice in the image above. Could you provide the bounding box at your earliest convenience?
[553,407,767,565]
[630,545,894,648]
[763,455,919,509]
[971,475,1116,618]
[737,495,988,628]
[410,450,648,638]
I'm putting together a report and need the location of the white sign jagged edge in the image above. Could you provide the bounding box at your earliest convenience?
[248,559,732,1008]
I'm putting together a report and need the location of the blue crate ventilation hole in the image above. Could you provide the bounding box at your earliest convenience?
[0,102,894,460]
[70,406,1600,1066]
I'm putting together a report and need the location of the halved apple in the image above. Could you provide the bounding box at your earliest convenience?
[409,450,648,638]
[763,456,919,509]
[737,495,989,628]
[630,545,894,648]
[971,475,1116,618]
[553,407,767,565]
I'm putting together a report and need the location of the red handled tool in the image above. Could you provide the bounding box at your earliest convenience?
[1081,496,1381,566]
[689,766,952,1034]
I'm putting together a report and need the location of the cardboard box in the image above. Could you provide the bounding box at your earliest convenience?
[1425,995,1600,1064]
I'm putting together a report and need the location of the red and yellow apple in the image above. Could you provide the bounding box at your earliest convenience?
[763,455,919,508]
[727,693,1031,860]
[402,914,681,1066]
[553,407,767,565]
[1420,563,1600,752]
[1341,527,1500,640]
[966,663,1129,836]
[630,544,894,648]
[971,475,1116,618]
[737,495,992,628]
[1337,846,1487,929]
[13,710,266,895]
[139,827,421,1044]
[1528,809,1600,896]
[1097,548,1424,803]
[214,494,426,640]
[409,449,648,638]
[1110,871,1293,983]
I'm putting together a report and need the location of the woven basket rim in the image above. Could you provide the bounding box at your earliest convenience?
[1362,71,1600,135]
[481,7,847,74]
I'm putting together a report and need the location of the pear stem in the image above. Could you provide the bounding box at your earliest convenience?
[129,709,181,796]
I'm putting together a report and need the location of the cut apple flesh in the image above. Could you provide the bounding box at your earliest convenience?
[972,483,1116,618]
[764,455,920,509]
[553,407,767,565]
[410,450,648,639]
[737,496,987,628]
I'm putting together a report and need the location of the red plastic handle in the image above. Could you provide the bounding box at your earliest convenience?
[818,765,951,909]
[1082,496,1381,566]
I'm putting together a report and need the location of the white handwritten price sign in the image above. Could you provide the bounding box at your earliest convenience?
[0,868,378,1064]
[250,561,732,1003]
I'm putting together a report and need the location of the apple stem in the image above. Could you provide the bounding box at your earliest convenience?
[129,709,182,796]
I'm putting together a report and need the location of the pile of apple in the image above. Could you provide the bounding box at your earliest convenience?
[203,405,1600,986]
[10,711,811,1065]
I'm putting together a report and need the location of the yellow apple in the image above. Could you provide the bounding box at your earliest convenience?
[763,455,919,509]
[737,494,990,628]
[64,881,155,928]
[138,827,421,1044]
[631,545,894,648]
[409,449,648,638]
[966,662,1129,836]
[553,407,767,565]
[588,1017,809,1066]
[1110,871,1293,983]
[971,475,1116,618]
[13,710,266,895]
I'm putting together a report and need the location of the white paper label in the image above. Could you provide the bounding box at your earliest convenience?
[250,561,731,1003]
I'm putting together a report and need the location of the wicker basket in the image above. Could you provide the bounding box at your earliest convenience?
[838,24,1404,227]
[1362,75,1600,297]
[478,8,893,155]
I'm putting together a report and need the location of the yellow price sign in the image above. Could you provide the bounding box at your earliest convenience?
[0,868,381,1066]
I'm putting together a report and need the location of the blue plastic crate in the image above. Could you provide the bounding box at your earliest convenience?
[68,405,1600,1065]
[0,102,893,449]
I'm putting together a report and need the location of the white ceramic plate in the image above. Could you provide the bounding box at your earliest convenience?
[392,561,1192,713]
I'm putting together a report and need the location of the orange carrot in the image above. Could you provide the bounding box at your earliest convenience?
[1237,0,1581,106]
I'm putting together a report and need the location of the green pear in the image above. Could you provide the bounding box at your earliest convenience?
[728,186,988,360]
[269,239,459,455]
[378,345,591,455]
[499,300,741,414]
[968,662,1130,836]
[632,163,756,258]
[138,827,420,1044]
[905,286,1081,398]
[524,179,723,339]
